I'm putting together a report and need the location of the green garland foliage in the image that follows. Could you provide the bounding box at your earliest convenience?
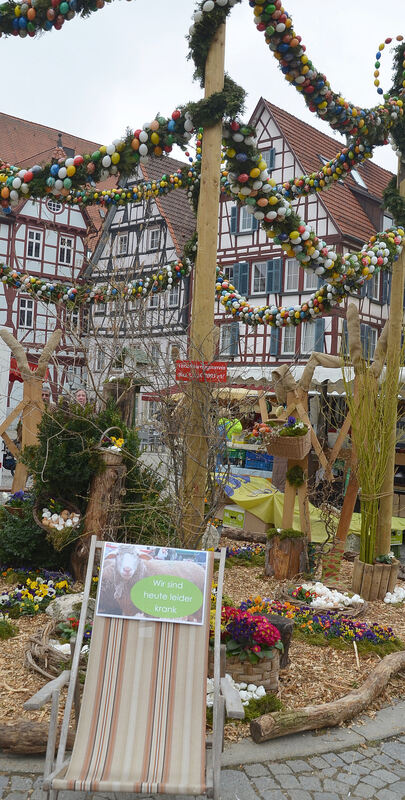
[382,176,405,227]
[187,0,242,85]
[184,76,246,129]
[267,528,305,541]
[286,465,305,489]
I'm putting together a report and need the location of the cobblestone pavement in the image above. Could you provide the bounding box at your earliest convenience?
[2,735,405,800]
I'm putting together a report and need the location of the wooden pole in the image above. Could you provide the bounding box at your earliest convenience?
[376,165,405,556]
[182,23,226,547]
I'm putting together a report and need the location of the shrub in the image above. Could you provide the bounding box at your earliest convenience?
[0,502,66,569]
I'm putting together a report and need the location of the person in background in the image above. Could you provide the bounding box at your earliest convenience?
[217,408,243,466]
[75,388,88,407]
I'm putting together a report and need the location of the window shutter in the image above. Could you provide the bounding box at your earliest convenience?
[238,261,249,296]
[366,279,373,299]
[360,281,367,298]
[317,276,324,289]
[314,318,325,352]
[382,271,389,304]
[232,262,240,291]
[360,323,369,358]
[270,326,280,356]
[341,318,348,355]
[387,272,391,305]
[252,216,259,231]
[230,206,237,234]
[267,147,276,170]
[230,321,239,356]
[266,258,282,293]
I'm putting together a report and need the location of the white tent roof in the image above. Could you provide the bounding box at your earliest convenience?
[227,365,405,397]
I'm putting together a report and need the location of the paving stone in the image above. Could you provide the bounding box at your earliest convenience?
[382,742,405,764]
[376,790,404,800]
[348,763,371,777]
[268,763,293,776]
[338,749,365,764]
[257,791,287,800]
[374,754,396,767]
[361,774,387,789]
[298,774,322,790]
[314,793,340,800]
[220,769,261,800]
[251,776,279,792]
[0,779,8,792]
[2,794,29,800]
[319,767,337,778]
[56,792,88,799]
[10,776,33,791]
[275,773,300,789]
[321,753,346,767]
[353,782,382,798]
[285,759,312,773]
[355,757,382,771]
[336,771,360,787]
[244,763,270,778]
[372,768,401,783]
[390,781,405,796]
[287,792,312,800]
[323,777,356,794]
[309,756,330,770]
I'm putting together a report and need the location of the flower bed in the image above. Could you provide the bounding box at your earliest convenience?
[285,581,365,611]
[225,545,265,568]
[0,568,72,617]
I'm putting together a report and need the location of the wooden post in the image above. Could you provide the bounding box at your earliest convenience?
[182,23,226,547]
[376,166,405,556]
[281,389,311,539]
[12,377,43,492]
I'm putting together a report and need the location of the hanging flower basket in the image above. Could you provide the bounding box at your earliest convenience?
[265,428,311,459]
[97,427,124,465]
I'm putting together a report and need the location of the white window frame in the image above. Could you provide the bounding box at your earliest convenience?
[46,199,63,214]
[239,206,254,233]
[285,259,299,292]
[252,261,267,294]
[304,269,318,290]
[19,297,34,329]
[96,348,105,372]
[301,323,316,355]
[369,328,377,359]
[168,284,180,308]
[219,324,235,357]
[149,227,160,251]
[59,235,73,265]
[117,233,128,255]
[70,308,79,331]
[261,148,275,170]
[151,344,160,362]
[222,265,234,283]
[383,213,393,230]
[369,271,380,301]
[149,292,159,308]
[281,325,296,355]
[27,229,42,260]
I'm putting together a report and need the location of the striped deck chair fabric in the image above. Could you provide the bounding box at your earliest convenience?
[53,550,214,796]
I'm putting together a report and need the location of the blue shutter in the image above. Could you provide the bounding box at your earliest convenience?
[232,262,240,291]
[317,276,324,289]
[366,279,373,299]
[266,147,276,170]
[387,272,391,305]
[360,323,369,359]
[341,318,348,354]
[314,318,325,352]
[360,281,367,298]
[270,326,280,356]
[252,216,259,231]
[230,322,239,356]
[266,258,282,293]
[382,271,389,305]
[238,261,249,296]
[230,206,237,234]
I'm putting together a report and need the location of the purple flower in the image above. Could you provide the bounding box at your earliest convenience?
[287,416,296,426]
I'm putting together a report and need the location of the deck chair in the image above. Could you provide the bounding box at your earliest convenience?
[25,537,244,799]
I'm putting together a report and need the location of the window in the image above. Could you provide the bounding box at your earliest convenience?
[369,271,380,301]
[219,322,239,357]
[361,323,378,360]
[369,327,377,359]
[117,234,128,255]
[285,259,299,291]
[149,292,159,308]
[252,262,267,294]
[351,169,367,189]
[151,345,160,362]
[222,265,234,283]
[27,229,42,260]
[59,236,73,265]
[70,309,79,331]
[260,148,275,170]
[96,348,105,372]
[46,199,62,213]
[19,297,33,328]
[94,302,107,317]
[301,324,315,354]
[149,228,159,251]
[168,284,180,307]
[304,269,318,290]
[281,326,296,355]
[383,213,393,230]
[239,206,254,233]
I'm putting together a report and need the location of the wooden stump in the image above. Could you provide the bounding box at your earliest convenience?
[265,536,306,580]
[351,557,399,601]
[262,613,293,669]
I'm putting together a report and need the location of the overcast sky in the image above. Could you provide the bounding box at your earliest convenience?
[1,0,403,173]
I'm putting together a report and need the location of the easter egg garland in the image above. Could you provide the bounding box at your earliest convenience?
[0,0,403,329]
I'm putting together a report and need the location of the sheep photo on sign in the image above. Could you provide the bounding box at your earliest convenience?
[97,542,209,624]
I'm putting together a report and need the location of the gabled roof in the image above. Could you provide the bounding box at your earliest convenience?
[258,99,394,242]
[0,111,100,169]
[140,157,196,258]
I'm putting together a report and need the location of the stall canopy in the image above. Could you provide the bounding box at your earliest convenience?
[9,357,50,384]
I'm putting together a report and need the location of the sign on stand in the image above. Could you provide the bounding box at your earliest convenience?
[97,542,208,625]
[176,360,227,383]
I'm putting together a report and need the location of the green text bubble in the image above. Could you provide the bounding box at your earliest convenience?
[130,574,203,619]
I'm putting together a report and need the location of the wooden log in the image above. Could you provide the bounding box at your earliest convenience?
[379,563,392,598]
[250,650,405,742]
[220,529,267,544]
[265,536,306,580]
[388,560,400,593]
[351,557,364,594]
[0,722,75,754]
[361,563,374,600]
[368,563,383,601]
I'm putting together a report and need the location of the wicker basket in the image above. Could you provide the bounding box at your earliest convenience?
[208,648,279,693]
[97,426,124,465]
[265,429,311,460]
[33,499,81,533]
[25,620,88,681]
[3,505,24,518]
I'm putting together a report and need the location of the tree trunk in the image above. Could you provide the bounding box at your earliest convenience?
[220,528,267,544]
[250,650,405,742]
[70,452,127,581]
[102,380,138,428]
[0,722,75,754]
[265,536,306,580]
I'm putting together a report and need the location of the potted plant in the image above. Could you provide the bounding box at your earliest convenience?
[210,607,283,693]
[255,416,311,460]
[265,527,307,580]
[3,490,31,518]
